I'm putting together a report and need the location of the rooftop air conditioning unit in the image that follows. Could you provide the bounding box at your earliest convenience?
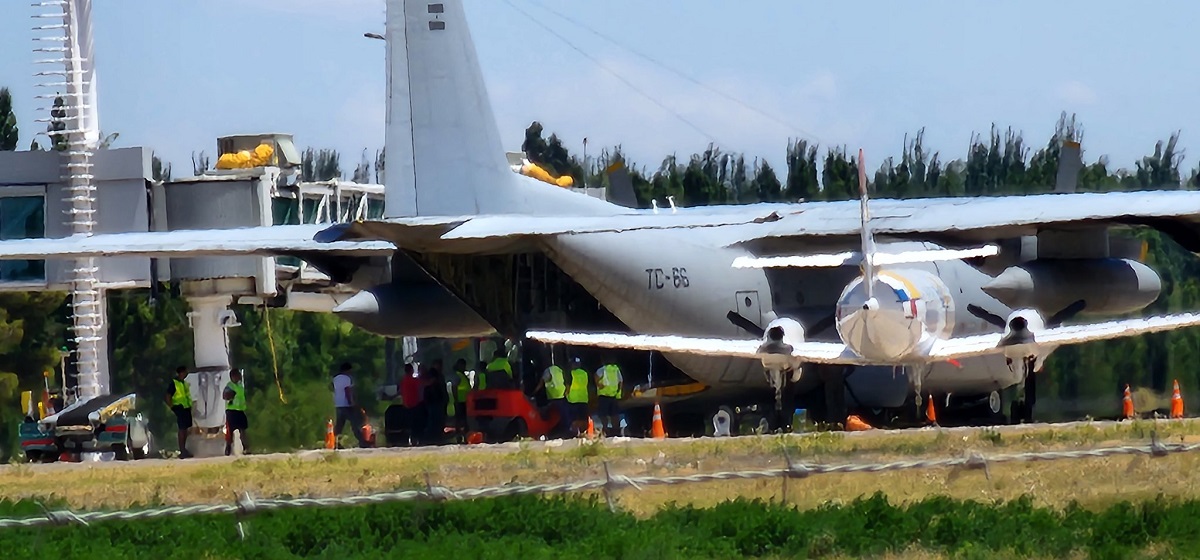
[216,133,302,169]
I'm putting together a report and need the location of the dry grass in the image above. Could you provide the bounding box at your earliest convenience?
[5,418,1200,514]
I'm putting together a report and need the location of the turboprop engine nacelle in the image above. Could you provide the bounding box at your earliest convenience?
[333,283,494,338]
[757,317,806,376]
[999,308,1049,371]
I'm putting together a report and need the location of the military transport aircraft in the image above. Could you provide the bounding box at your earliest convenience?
[5,0,1200,429]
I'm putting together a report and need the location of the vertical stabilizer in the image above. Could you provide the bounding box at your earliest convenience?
[857,148,877,301]
[384,0,615,218]
[1054,140,1082,193]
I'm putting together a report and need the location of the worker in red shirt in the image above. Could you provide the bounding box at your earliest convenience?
[400,363,425,446]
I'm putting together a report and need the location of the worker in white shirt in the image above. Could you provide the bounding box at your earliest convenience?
[331,362,367,448]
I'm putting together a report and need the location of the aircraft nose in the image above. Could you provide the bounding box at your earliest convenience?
[332,289,380,315]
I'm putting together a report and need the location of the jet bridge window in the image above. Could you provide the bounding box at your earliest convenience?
[272,197,300,226]
[0,195,45,282]
[366,198,384,220]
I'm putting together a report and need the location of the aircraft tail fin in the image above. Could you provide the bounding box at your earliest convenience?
[1054,140,1083,193]
[857,148,877,298]
[383,0,615,218]
[604,160,639,208]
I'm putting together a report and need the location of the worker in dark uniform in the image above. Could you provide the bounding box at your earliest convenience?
[423,359,448,444]
[223,369,249,456]
[448,358,471,440]
[165,366,193,459]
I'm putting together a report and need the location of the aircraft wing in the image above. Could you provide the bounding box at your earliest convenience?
[0,210,785,260]
[2,189,1200,260]
[724,190,1200,251]
[0,224,400,259]
[530,311,1200,366]
[524,330,866,365]
[927,312,1200,360]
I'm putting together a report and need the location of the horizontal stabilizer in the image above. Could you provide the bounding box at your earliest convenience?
[732,245,999,269]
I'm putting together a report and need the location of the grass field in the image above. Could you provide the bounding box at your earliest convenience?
[3,419,1200,516]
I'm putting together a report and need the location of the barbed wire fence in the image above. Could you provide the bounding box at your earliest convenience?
[3,432,1199,539]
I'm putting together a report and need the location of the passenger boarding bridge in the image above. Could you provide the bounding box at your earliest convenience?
[0,133,389,456]
[0,131,616,456]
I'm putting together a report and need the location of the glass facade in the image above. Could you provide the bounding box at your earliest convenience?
[366,198,384,220]
[271,197,299,226]
[0,196,45,282]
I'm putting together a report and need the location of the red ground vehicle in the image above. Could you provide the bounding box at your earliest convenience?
[467,389,560,442]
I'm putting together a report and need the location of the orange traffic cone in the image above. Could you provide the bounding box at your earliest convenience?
[324,418,336,449]
[1171,380,1184,419]
[362,421,375,447]
[925,394,938,426]
[586,416,596,439]
[1122,384,1135,420]
[845,415,873,431]
[651,403,666,439]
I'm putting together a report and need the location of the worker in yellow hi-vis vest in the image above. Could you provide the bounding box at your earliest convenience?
[536,357,569,437]
[223,369,249,456]
[165,366,193,459]
[594,357,623,437]
[484,350,513,390]
[566,356,591,436]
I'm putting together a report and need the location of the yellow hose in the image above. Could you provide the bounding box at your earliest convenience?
[264,307,287,404]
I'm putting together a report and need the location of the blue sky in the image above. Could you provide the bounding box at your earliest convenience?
[1,0,1197,179]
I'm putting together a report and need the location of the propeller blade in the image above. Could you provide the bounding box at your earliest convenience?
[967,303,1007,329]
[1047,299,1087,328]
[805,312,836,338]
[726,310,765,338]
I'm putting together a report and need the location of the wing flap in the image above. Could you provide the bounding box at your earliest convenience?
[0,225,396,259]
[524,330,862,364]
[929,312,1200,360]
[726,190,1200,247]
[1037,313,1200,345]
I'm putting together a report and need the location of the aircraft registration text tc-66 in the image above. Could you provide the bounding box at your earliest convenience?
[646,268,691,289]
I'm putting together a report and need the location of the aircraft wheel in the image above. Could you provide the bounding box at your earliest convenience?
[988,391,1002,415]
[711,406,734,437]
[504,418,529,441]
[132,431,153,460]
[737,410,773,435]
[756,415,772,435]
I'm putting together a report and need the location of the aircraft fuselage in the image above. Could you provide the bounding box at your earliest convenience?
[541,229,1024,407]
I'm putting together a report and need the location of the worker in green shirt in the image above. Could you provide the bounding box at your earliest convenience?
[594,357,623,437]
[566,356,591,435]
[223,369,249,456]
[165,366,193,459]
[484,349,513,390]
[536,356,569,436]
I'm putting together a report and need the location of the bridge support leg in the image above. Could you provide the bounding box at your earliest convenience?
[183,295,240,458]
